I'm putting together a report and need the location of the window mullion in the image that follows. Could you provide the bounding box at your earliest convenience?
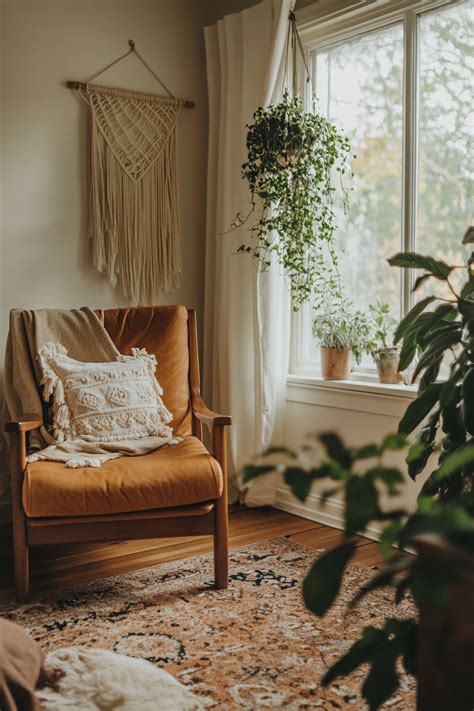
[401,9,420,315]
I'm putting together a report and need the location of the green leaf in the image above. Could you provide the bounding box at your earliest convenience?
[284,468,313,502]
[322,625,384,685]
[398,324,419,371]
[367,467,404,494]
[353,444,379,460]
[413,273,433,292]
[380,519,404,557]
[319,432,352,469]
[388,252,454,279]
[394,297,436,344]
[345,476,380,535]
[262,445,297,458]
[430,444,474,481]
[412,328,461,382]
[462,226,474,244]
[463,370,474,436]
[242,464,276,483]
[349,557,413,607]
[362,639,400,711]
[458,297,474,320]
[380,433,407,452]
[303,541,356,617]
[416,304,458,342]
[398,384,441,435]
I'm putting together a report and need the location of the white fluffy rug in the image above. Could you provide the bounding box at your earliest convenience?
[36,648,204,710]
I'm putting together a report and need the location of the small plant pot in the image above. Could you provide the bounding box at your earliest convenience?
[321,347,351,380]
[375,347,403,384]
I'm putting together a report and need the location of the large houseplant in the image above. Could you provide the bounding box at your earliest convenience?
[388,231,474,500]
[241,230,474,709]
[243,432,474,710]
[234,92,351,309]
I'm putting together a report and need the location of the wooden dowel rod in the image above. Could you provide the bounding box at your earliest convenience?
[65,80,195,108]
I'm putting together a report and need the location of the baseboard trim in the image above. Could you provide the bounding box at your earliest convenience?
[274,485,383,543]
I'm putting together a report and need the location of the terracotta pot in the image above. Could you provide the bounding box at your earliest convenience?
[321,346,351,380]
[375,347,403,384]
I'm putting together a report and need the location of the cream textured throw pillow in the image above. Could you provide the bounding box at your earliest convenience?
[38,343,174,444]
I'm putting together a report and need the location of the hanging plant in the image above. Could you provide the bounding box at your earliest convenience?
[234,91,351,310]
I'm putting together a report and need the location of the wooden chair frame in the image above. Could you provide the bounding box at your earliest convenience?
[5,310,231,603]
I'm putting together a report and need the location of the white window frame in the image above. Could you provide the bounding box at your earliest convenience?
[290,0,464,380]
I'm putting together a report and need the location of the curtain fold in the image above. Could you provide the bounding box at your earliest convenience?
[204,0,292,505]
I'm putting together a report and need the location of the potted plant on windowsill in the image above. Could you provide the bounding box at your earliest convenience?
[367,302,402,384]
[312,307,370,380]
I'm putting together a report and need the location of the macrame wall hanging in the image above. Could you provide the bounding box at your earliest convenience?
[67,40,194,304]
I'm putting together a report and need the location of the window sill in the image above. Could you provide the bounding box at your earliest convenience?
[287,373,417,399]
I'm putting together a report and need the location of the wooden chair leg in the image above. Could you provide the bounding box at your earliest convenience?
[213,426,229,589]
[213,494,229,589]
[9,431,30,603]
[13,539,29,604]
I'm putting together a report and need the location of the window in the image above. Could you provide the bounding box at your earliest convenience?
[292,0,473,378]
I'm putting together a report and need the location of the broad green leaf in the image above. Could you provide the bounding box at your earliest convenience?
[242,464,276,483]
[412,329,461,382]
[388,252,454,279]
[398,384,441,435]
[463,370,474,436]
[398,324,419,371]
[362,638,400,711]
[262,445,297,458]
[367,467,404,494]
[458,297,474,320]
[353,444,379,460]
[350,557,413,607]
[412,273,433,292]
[462,226,474,244]
[430,444,474,481]
[319,432,352,469]
[284,468,313,502]
[380,519,404,557]
[303,541,356,617]
[394,296,436,344]
[416,304,458,342]
[322,626,385,685]
[418,355,443,393]
[345,477,381,535]
[380,433,407,452]
[401,621,418,676]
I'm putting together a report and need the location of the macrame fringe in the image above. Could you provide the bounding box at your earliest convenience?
[38,343,71,443]
[89,115,182,304]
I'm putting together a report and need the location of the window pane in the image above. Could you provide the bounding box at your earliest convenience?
[315,24,404,321]
[417,1,473,286]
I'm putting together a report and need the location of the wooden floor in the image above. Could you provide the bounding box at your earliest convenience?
[0,507,383,603]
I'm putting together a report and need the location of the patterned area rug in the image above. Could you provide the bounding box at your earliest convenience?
[0,538,415,709]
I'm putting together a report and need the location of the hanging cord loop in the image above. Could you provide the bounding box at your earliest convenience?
[285,10,316,106]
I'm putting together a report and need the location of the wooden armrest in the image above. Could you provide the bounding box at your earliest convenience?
[5,416,43,433]
[192,394,231,428]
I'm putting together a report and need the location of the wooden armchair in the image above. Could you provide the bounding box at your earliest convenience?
[5,306,231,603]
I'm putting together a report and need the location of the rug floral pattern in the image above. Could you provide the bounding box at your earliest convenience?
[0,538,416,709]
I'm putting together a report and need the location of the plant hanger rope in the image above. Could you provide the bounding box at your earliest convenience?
[283,10,315,104]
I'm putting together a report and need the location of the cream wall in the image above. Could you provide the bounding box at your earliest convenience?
[0,0,217,510]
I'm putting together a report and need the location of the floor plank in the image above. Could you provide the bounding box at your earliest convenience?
[0,507,383,602]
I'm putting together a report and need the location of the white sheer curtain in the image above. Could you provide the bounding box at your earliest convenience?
[204,0,292,505]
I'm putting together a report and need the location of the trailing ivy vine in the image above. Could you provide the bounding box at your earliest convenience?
[234,92,351,309]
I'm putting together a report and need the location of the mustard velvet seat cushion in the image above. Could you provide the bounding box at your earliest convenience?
[23,437,223,518]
